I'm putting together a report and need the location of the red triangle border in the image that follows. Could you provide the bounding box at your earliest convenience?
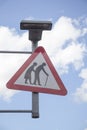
[6,46,67,96]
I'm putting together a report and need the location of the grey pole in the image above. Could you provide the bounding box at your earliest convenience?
[32,41,39,118]
[0,51,32,54]
[0,110,32,113]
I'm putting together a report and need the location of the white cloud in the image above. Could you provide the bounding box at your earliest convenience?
[0,26,30,101]
[0,26,31,50]
[52,42,86,74]
[0,16,87,101]
[84,128,87,130]
[40,16,87,74]
[73,68,87,103]
[40,16,81,54]
[81,28,87,36]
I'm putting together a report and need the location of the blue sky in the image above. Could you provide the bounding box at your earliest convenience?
[0,0,87,130]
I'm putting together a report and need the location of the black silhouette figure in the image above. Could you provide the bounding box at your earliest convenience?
[24,62,37,84]
[33,62,49,86]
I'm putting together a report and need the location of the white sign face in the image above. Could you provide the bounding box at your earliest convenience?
[15,53,60,90]
[6,46,67,96]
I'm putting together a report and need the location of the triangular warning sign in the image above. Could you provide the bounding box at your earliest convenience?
[6,46,67,96]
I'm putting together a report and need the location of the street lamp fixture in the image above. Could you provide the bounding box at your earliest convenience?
[20,20,52,41]
[20,20,52,30]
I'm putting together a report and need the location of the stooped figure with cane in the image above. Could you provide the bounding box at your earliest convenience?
[33,62,49,86]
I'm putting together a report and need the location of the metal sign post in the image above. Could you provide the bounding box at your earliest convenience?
[32,40,39,118]
[20,20,52,118]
